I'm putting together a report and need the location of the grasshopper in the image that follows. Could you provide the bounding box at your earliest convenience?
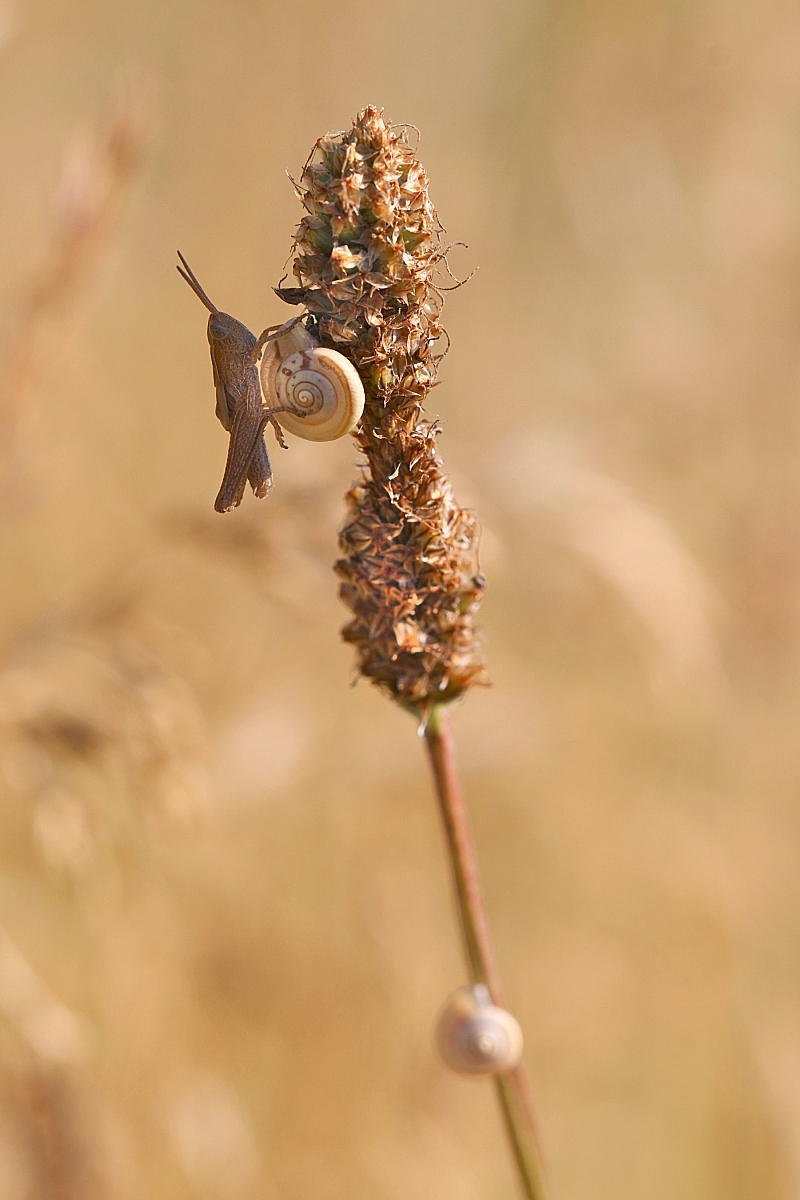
[177,252,300,513]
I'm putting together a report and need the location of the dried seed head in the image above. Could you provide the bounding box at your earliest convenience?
[280,106,488,707]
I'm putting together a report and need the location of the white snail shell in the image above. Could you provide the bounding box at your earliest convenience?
[260,319,365,442]
[436,985,524,1075]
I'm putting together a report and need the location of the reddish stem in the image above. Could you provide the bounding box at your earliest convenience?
[424,704,550,1200]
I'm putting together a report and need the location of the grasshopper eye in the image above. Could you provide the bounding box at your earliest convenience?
[209,316,230,339]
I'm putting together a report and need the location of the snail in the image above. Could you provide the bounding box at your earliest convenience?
[435,984,524,1075]
[258,316,365,442]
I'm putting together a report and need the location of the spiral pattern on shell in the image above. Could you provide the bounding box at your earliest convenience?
[436,985,524,1075]
[261,334,364,443]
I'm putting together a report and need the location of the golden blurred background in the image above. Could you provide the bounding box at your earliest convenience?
[0,0,798,1197]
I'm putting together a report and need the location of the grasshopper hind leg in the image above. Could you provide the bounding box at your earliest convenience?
[214,408,267,513]
[247,433,274,499]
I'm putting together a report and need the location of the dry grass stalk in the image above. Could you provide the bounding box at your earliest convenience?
[4,1055,103,1200]
[0,84,151,514]
[0,933,100,1199]
[280,107,548,1199]
[278,105,487,707]
[0,591,210,835]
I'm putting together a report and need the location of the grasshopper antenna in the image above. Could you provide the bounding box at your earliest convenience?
[176,251,219,314]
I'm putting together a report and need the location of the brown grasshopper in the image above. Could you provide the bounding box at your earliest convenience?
[177,252,300,513]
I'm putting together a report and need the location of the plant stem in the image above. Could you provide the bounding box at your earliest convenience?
[423,704,550,1200]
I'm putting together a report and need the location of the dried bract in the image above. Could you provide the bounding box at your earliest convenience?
[280,106,487,706]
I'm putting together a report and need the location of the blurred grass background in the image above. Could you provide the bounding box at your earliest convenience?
[0,0,798,1197]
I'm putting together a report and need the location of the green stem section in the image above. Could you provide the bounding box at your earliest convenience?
[423,705,550,1200]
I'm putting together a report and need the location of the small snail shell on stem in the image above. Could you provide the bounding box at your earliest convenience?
[436,985,524,1075]
[258,317,365,442]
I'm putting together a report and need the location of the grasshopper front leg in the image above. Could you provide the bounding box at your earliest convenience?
[251,314,305,365]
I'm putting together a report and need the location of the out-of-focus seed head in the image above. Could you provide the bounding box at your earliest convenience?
[279,106,488,708]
